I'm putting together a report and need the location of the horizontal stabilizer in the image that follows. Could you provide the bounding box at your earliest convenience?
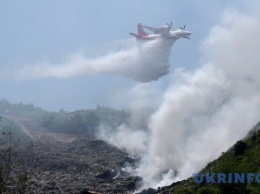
[183,36,191,39]
[129,33,140,38]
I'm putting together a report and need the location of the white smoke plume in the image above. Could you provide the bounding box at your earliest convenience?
[97,6,260,190]
[98,124,149,156]
[139,9,260,188]
[97,83,162,156]
[14,39,174,82]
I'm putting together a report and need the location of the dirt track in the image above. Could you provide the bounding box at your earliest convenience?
[2,115,140,194]
[4,115,77,143]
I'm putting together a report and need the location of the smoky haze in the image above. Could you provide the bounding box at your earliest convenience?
[5,3,260,190]
[11,39,174,82]
[97,8,260,190]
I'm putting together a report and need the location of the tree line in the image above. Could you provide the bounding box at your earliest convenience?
[0,99,130,135]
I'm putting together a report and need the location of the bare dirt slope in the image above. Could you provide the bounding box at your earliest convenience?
[5,115,141,194]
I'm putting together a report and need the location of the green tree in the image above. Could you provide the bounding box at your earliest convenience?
[234,140,247,156]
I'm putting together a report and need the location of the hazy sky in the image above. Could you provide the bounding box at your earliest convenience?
[0,0,246,111]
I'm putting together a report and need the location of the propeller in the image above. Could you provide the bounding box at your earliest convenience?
[166,22,173,29]
[180,25,186,30]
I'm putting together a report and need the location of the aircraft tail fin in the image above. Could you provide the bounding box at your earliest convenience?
[129,33,140,39]
[138,23,148,36]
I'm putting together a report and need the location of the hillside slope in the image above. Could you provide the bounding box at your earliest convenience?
[154,123,260,194]
[0,100,142,194]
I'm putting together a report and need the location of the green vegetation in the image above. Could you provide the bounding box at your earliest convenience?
[4,98,260,193]
[0,99,46,119]
[0,99,131,136]
[0,118,24,140]
[172,129,260,193]
[40,106,130,135]
[0,122,36,193]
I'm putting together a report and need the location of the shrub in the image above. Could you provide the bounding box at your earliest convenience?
[234,140,247,156]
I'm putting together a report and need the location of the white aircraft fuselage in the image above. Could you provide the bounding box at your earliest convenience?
[166,29,192,40]
[130,23,191,41]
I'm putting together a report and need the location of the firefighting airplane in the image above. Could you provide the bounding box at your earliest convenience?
[129,22,191,41]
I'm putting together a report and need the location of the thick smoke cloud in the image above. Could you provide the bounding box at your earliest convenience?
[14,39,174,82]
[97,7,260,190]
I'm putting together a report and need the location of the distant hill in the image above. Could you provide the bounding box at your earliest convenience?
[0,99,145,193]
[0,99,132,136]
[5,99,260,193]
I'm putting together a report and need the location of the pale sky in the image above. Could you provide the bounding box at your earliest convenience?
[0,0,246,111]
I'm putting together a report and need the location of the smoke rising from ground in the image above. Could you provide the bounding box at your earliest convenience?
[97,8,260,189]
[14,39,174,82]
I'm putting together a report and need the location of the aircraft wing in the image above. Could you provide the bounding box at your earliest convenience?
[142,25,171,36]
[142,25,160,33]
